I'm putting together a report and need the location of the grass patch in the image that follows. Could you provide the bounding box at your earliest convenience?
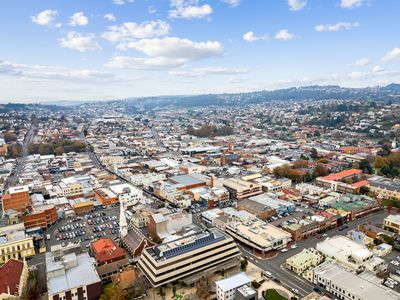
[263,289,288,300]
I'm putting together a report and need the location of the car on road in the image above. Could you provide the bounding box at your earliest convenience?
[263,271,273,278]
[291,288,300,295]
[391,260,400,266]
[280,248,288,253]
[396,270,400,276]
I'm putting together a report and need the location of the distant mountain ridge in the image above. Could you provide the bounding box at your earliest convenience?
[2,83,400,111]
[112,83,400,112]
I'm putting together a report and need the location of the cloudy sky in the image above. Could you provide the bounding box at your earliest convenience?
[0,0,399,102]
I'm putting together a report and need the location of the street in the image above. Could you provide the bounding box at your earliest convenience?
[237,210,390,298]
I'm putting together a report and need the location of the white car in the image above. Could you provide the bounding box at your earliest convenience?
[391,260,400,266]
[280,248,289,253]
[291,288,300,295]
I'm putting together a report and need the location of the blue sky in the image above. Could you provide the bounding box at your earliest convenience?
[0,0,399,102]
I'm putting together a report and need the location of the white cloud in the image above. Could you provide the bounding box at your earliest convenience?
[104,13,116,22]
[354,58,370,66]
[31,10,58,26]
[0,60,134,83]
[372,65,385,73]
[69,12,89,26]
[102,20,170,42]
[382,48,400,62]
[220,0,241,7]
[340,0,363,8]
[315,22,359,32]
[113,0,134,5]
[169,0,213,19]
[275,29,295,41]
[106,37,223,69]
[242,31,268,42]
[169,67,250,77]
[59,32,102,52]
[288,0,307,11]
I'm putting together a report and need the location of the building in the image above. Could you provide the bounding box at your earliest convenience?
[313,262,400,300]
[23,204,57,229]
[0,223,35,264]
[367,176,400,202]
[215,273,252,300]
[0,259,29,300]
[46,244,102,300]
[138,228,240,287]
[383,214,400,234]
[235,285,257,300]
[109,183,142,207]
[283,219,321,241]
[147,210,193,241]
[286,248,324,275]
[1,185,31,213]
[94,188,118,206]
[248,194,295,215]
[222,178,262,200]
[316,236,386,274]
[316,169,367,194]
[90,237,126,265]
[236,198,275,219]
[225,218,291,254]
[169,174,208,191]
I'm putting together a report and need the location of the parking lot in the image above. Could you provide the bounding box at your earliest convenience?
[45,207,120,251]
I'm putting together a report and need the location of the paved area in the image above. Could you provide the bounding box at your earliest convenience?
[44,207,120,251]
[238,209,391,298]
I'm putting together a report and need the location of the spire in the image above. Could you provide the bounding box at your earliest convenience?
[119,202,128,238]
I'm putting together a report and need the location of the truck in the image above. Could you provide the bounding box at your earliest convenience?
[46,234,51,240]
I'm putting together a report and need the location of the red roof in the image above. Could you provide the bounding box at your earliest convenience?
[352,180,369,188]
[320,169,362,181]
[0,259,24,296]
[91,238,126,263]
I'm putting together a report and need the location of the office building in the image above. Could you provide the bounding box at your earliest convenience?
[138,228,240,287]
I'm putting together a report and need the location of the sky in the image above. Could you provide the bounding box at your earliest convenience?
[0,0,399,102]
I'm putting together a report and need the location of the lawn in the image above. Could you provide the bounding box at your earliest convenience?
[263,289,288,300]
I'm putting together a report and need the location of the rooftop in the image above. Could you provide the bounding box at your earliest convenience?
[215,272,251,292]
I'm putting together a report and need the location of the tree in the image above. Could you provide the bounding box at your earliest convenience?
[374,156,389,169]
[359,159,373,174]
[54,146,64,156]
[20,270,41,300]
[359,186,370,195]
[99,284,125,300]
[3,131,17,143]
[240,257,248,271]
[310,148,318,160]
[378,144,392,157]
[172,285,177,297]
[293,159,308,169]
[195,273,212,299]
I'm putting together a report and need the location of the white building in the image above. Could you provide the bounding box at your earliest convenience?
[316,236,386,274]
[215,272,251,300]
[313,262,400,300]
[109,183,142,207]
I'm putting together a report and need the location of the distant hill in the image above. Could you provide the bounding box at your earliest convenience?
[112,83,400,112]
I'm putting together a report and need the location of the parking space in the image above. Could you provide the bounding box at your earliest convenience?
[381,251,400,292]
[45,207,120,251]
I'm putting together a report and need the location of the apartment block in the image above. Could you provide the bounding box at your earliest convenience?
[138,229,240,287]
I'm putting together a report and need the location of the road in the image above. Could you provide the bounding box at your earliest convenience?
[150,125,163,147]
[237,210,389,298]
[5,122,36,188]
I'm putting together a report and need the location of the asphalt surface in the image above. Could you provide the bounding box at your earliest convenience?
[5,123,35,188]
[237,210,390,298]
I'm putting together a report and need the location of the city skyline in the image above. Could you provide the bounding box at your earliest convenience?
[0,0,400,102]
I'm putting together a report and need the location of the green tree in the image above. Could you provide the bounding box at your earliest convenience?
[241,257,248,271]
[310,148,318,160]
[359,159,373,174]
[3,131,17,143]
[99,284,125,300]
